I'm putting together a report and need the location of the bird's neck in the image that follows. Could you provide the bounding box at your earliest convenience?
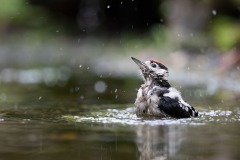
[145,78,171,88]
[158,80,171,88]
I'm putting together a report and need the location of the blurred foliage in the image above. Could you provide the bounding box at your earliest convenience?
[150,25,169,46]
[0,0,65,40]
[0,0,239,52]
[0,0,46,25]
[0,0,24,20]
[211,17,240,51]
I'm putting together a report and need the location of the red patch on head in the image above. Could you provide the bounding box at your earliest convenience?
[150,59,161,64]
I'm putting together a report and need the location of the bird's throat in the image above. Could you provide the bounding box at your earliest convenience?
[145,78,171,88]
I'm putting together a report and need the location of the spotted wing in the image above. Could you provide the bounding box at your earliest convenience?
[158,97,198,118]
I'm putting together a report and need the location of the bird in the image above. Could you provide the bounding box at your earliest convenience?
[131,57,198,118]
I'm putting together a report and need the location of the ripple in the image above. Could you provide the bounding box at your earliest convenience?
[63,106,240,126]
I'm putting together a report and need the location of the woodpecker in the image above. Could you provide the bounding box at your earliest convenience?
[131,57,198,118]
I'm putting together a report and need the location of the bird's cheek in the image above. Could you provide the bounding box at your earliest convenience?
[156,69,166,75]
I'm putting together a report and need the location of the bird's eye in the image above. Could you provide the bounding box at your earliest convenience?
[151,63,157,68]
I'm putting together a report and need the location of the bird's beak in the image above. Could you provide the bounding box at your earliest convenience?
[131,57,147,71]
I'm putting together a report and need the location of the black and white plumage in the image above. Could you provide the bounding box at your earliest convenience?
[131,57,198,118]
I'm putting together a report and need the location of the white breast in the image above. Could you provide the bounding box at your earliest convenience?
[146,88,165,116]
[134,86,149,115]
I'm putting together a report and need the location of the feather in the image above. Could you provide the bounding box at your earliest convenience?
[158,97,198,118]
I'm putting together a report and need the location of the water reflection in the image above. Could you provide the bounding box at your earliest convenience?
[0,120,138,160]
[1,103,240,160]
[62,105,240,160]
[136,125,187,160]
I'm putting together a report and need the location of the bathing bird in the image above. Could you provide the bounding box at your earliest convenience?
[131,57,198,118]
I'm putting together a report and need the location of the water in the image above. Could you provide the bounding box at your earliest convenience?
[63,105,240,125]
[0,76,240,160]
[1,96,240,160]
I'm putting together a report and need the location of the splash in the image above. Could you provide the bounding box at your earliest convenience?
[62,106,240,126]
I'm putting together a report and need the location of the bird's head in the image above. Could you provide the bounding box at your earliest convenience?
[131,57,169,82]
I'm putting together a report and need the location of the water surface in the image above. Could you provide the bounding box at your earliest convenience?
[1,99,240,160]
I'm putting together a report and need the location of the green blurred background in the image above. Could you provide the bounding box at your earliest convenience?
[0,0,240,106]
[0,1,240,160]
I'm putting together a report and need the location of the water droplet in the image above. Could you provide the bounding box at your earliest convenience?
[79,65,82,68]
[75,87,80,92]
[115,95,118,99]
[56,30,59,33]
[190,33,194,37]
[87,67,90,70]
[121,1,123,4]
[94,81,107,93]
[80,96,84,100]
[212,10,217,16]
[38,96,42,100]
[115,89,118,93]
[107,5,110,8]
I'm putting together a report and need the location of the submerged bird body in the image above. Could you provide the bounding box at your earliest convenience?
[131,57,198,118]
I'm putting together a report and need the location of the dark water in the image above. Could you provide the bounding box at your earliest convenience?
[0,83,240,160]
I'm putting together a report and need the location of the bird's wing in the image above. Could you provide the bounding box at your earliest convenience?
[158,97,197,118]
